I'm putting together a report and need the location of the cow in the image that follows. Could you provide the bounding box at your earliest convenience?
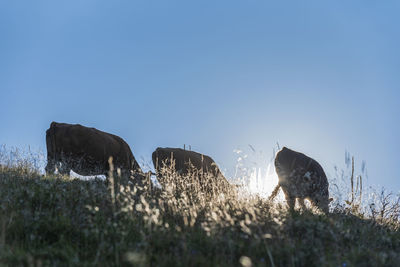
[152,147,233,197]
[45,122,142,179]
[269,147,332,213]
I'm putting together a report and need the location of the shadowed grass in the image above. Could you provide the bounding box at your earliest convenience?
[0,152,399,266]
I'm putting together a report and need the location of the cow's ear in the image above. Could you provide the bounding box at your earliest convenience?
[329,198,334,202]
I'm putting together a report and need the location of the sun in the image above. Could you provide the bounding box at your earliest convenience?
[248,162,282,199]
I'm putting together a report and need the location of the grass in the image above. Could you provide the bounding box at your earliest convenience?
[0,148,399,266]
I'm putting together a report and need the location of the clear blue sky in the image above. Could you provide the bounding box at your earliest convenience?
[1,1,399,190]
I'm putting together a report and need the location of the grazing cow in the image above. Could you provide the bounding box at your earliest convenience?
[152,147,232,196]
[269,147,332,213]
[45,122,142,178]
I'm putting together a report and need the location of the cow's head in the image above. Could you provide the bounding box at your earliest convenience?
[274,147,297,178]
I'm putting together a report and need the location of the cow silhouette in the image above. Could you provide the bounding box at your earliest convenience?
[152,147,233,197]
[45,122,142,178]
[269,147,331,213]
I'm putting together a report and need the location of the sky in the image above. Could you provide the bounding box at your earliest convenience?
[1,1,399,191]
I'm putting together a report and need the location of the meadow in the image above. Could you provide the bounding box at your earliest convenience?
[0,146,399,266]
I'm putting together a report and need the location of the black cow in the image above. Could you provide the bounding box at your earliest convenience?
[45,122,142,178]
[152,147,232,196]
[269,147,331,213]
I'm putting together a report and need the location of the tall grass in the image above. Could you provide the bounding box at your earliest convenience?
[0,146,399,266]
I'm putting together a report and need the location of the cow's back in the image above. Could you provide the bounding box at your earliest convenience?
[152,147,231,195]
[152,148,220,176]
[152,147,220,175]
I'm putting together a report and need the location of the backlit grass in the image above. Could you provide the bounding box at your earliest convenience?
[0,147,399,266]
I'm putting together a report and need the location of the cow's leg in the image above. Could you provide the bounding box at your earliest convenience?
[58,161,71,175]
[284,192,296,211]
[45,159,56,175]
[104,169,122,196]
[45,127,56,175]
[280,185,295,211]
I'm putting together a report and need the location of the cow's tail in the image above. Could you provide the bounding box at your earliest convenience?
[45,122,57,174]
[268,184,281,202]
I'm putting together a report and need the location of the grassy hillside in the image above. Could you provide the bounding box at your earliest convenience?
[0,163,399,266]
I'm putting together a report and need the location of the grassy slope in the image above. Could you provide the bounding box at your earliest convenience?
[0,166,399,267]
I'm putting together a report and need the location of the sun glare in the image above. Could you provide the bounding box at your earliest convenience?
[248,162,281,199]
